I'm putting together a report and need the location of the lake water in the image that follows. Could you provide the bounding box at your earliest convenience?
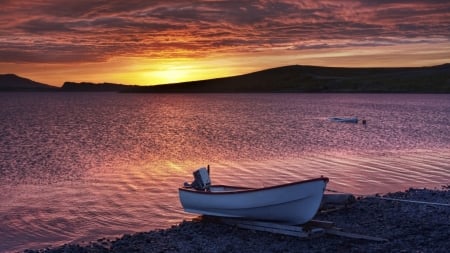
[1,93,449,252]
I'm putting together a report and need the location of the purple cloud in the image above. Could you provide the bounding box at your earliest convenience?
[0,0,449,63]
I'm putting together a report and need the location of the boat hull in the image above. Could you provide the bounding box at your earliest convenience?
[329,117,358,123]
[179,177,328,224]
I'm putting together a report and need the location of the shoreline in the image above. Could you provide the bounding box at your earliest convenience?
[25,187,449,253]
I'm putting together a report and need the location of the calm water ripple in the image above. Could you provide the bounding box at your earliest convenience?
[0,93,449,252]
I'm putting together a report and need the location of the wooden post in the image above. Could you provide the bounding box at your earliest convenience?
[321,194,355,210]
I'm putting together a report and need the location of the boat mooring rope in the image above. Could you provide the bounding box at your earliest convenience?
[366,196,450,207]
[325,189,450,207]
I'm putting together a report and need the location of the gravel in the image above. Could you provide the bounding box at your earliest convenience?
[25,187,450,253]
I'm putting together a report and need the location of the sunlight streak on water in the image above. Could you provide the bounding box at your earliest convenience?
[0,93,449,252]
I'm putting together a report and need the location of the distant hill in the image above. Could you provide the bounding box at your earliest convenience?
[0,74,56,91]
[124,64,450,93]
[61,82,135,92]
[3,64,450,93]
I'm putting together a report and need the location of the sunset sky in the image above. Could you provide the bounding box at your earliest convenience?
[1,0,450,87]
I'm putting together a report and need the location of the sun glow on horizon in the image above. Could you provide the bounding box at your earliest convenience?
[148,63,194,85]
[1,42,449,87]
[136,57,248,86]
[1,1,449,86]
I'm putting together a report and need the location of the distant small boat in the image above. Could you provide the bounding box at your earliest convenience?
[329,117,358,123]
[178,167,329,224]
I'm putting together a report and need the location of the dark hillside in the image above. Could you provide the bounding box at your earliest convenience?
[61,82,134,92]
[0,74,55,91]
[124,64,450,93]
[3,64,449,93]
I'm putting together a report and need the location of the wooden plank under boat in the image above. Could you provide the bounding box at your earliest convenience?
[178,168,329,224]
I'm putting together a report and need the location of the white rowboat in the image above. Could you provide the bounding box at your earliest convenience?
[179,168,329,224]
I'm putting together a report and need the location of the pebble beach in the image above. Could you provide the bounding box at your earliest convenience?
[25,187,449,253]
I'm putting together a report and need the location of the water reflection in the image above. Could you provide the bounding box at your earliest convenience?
[0,93,449,252]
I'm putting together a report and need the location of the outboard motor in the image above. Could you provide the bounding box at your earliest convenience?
[191,167,211,190]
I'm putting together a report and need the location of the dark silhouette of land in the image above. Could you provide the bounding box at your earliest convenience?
[124,64,450,93]
[0,74,56,91]
[1,64,449,93]
[61,82,133,92]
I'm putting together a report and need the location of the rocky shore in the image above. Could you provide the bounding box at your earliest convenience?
[25,187,449,253]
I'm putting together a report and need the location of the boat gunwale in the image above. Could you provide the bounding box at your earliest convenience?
[179,177,329,195]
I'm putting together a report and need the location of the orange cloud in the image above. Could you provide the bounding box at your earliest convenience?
[0,0,449,85]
